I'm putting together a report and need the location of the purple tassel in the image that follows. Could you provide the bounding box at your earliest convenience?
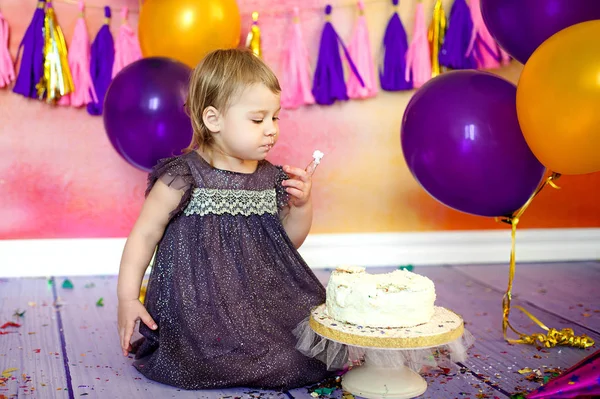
[439,0,476,70]
[379,0,411,91]
[12,0,46,99]
[87,6,114,116]
[312,5,364,106]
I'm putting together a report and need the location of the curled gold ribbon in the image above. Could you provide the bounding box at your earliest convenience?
[499,172,594,349]
[508,305,595,348]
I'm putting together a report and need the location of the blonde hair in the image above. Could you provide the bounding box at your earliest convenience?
[185,48,281,152]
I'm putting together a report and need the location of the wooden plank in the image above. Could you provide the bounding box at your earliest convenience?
[314,265,598,397]
[55,269,509,399]
[286,369,509,399]
[305,267,513,399]
[46,264,600,398]
[454,261,600,332]
[0,277,69,398]
[54,275,288,398]
[415,265,599,396]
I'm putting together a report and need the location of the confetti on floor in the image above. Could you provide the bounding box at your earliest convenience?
[1,263,599,398]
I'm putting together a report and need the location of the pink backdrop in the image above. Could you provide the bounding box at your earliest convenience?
[1,0,599,240]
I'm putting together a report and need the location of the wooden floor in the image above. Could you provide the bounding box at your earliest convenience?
[1,261,599,399]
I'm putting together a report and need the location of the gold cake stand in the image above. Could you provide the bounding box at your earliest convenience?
[309,304,465,399]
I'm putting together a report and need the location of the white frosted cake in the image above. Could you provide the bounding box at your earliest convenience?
[325,266,436,328]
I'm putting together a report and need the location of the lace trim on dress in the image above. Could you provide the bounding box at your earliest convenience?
[183,188,278,217]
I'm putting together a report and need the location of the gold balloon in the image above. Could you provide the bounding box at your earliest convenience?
[516,20,600,175]
[138,0,241,68]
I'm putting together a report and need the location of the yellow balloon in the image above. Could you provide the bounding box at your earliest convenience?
[138,0,241,68]
[516,20,600,175]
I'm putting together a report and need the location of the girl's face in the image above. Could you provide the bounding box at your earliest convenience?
[208,83,281,163]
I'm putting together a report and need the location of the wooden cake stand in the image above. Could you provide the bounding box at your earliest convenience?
[309,304,465,399]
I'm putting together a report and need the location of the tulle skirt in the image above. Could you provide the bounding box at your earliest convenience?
[293,316,475,373]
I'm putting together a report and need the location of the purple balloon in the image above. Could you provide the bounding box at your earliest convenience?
[103,57,193,172]
[401,70,545,217]
[481,0,600,64]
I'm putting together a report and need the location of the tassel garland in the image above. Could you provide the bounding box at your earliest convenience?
[0,11,15,88]
[347,0,377,99]
[466,0,501,69]
[12,0,46,99]
[379,0,411,91]
[37,1,74,103]
[246,11,261,58]
[280,7,315,109]
[428,0,446,78]
[3,0,513,110]
[439,0,476,70]
[112,6,142,77]
[405,1,431,88]
[59,1,97,106]
[312,4,364,105]
[87,6,114,116]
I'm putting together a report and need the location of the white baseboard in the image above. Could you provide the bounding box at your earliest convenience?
[0,228,598,278]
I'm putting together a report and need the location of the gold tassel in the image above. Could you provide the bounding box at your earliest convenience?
[428,0,446,78]
[246,11,262,58]
[139,248,157,303]
[499,173,594,349]
[139,279,148,303]
[36,2,74,103]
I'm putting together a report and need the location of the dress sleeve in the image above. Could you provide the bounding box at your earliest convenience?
[146,156,195,217]
[275,165,291,211]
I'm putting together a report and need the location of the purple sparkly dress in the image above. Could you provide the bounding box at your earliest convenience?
[132,151,331,390]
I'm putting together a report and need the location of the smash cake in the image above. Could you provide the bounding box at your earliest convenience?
[325,266,436,328]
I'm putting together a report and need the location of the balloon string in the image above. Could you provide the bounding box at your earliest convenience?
[496,172,594,349]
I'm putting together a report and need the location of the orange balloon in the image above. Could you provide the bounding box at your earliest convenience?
[138,0,241,68]
[516,20,600,175]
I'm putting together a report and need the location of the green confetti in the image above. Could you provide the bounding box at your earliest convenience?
[13,309,25,318]
[96,298,104,307]
[398,264,414,271]
[314,387,336,396]
[62,279,74,289]
[510,394,526,399]
[543,375,550,384]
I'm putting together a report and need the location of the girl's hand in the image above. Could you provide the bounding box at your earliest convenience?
[117,298,157,357]
[281,165,312,208]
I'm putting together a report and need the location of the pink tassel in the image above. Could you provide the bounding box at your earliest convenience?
[499,46,511,65]
[57,93,70,106]
[0,11,15,88]
[405,2,431,88]
[466,0,501,69]
[112,6,142,78]
[59,1,97,107]
[347,0,377,99]
[280,7,315,109]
